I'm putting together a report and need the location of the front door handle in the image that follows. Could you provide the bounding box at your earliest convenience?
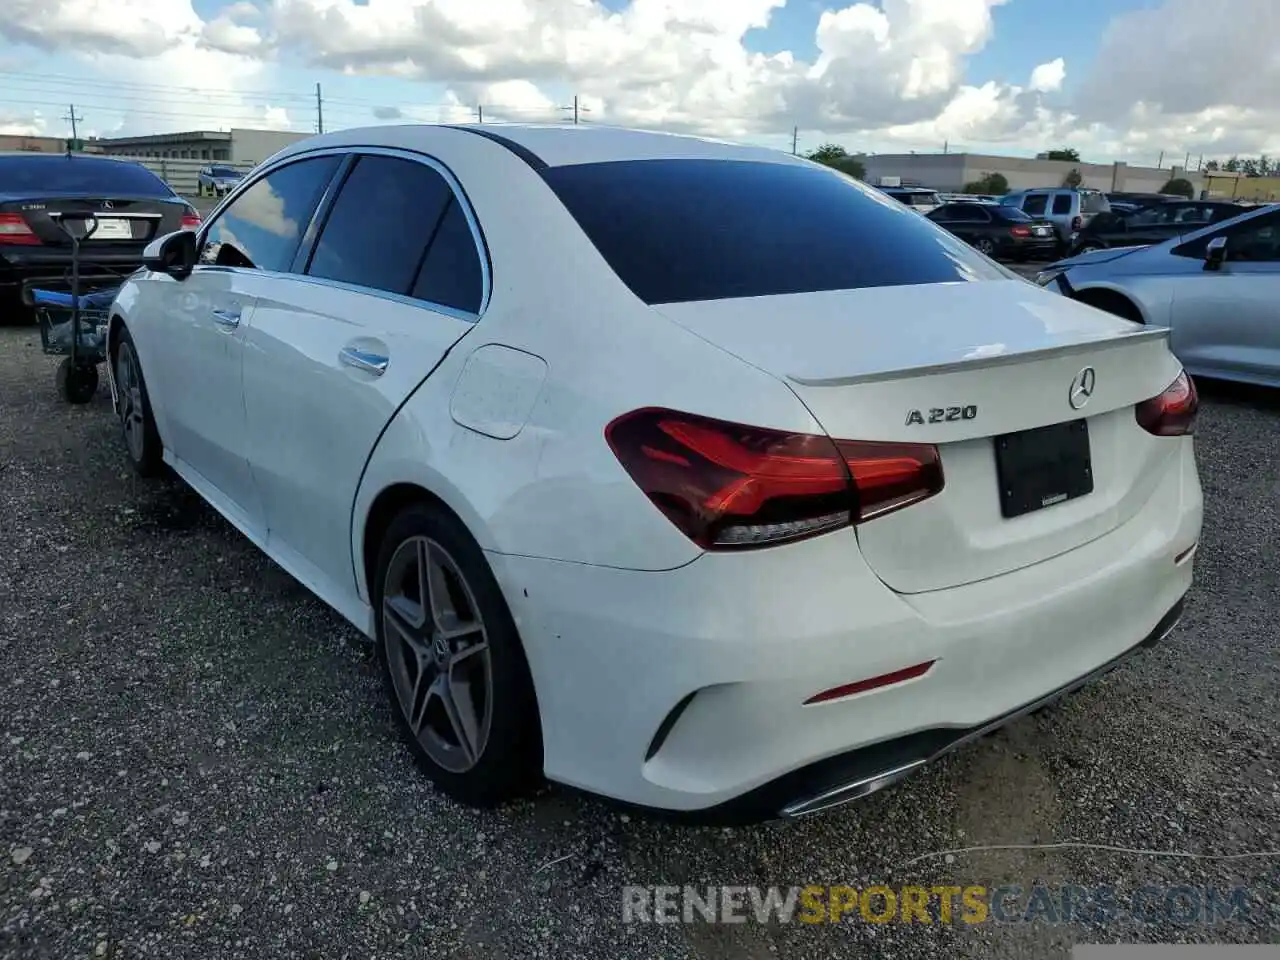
[211,308,240,328]
[339,346,388,376]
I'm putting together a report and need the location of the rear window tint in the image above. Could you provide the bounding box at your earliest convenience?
[541,159,1005,305]
[0,156,173,196]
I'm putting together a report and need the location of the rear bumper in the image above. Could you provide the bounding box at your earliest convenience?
[1,248,144,296]
[2,248,144,297]
[488,438,1202,820]
[1005,237,1061,258]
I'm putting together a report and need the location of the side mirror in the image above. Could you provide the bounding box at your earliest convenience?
[1203,235,1228,271]
[143,229,198,280]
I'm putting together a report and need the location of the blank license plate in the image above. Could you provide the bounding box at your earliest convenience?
[1033,227,1050,236]
[91,217,133,240]
[994,419,1093,519]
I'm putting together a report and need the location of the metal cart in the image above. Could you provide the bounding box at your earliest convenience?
[22,214,124,405]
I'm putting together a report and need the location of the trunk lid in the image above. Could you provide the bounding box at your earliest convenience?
[655,280,1186,593]
[0,194,185,248]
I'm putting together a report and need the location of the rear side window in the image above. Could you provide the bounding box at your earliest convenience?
[1022,194,1048,216]
[200,155,340,272]
[308,156,453,296]
[541,159,1005,305]
[0,156,172,196]
[410,199,484,314]
[1052,194,1073,215]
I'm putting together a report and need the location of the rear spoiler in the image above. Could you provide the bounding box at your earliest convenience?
[787,327,1171,387]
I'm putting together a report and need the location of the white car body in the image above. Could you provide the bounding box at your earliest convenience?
[106,124,1202,821]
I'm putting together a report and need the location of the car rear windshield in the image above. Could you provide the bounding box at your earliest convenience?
[541,159,1006,305]
[0,156,173,196]
[996,206,1033,221]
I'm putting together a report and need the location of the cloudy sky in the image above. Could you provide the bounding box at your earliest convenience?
[0,0,1276,163]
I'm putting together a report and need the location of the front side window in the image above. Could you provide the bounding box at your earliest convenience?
[1175,210,1280,261]
[542,158,1006,305]
[199,155,340,272]
[307,155,453,296]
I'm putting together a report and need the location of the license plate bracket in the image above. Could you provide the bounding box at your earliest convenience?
[994,419,1093,519]
[89,217,133,240]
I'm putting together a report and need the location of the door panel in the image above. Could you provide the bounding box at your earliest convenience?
[1169,211,1280,379]
[240,151,488,600]
[152,266,262,528]
[146,152,344,534]
[242,280,475,597]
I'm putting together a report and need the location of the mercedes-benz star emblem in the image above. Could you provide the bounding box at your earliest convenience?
[1068,366,1097,410]
[102,200,114,210]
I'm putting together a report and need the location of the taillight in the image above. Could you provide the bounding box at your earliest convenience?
[1010,225,1031,238]
[1135,371,1197,436]
[0,213,40,245]
[605,408,944,550]
[181,212,201,230]
[1071,215,1083,231]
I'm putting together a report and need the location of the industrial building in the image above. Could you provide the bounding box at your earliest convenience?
[852,151,1252,200]
[89,128,310,166]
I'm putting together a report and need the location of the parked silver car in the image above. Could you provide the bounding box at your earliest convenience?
[1002,188,1110,248]
[1036,203,1280,388]
[196,164,245,197]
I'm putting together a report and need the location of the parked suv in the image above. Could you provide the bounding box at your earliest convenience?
[1001,188,1110,249]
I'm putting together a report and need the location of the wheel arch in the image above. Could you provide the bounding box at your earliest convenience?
[1069,283,1148,325]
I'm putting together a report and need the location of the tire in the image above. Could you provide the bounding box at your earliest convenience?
[112,327,165,476]
[373,502,542,807]
[56,358,98,404]
[976,237,996,256]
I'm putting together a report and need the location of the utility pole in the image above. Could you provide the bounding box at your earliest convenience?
[63,104,83,153]
[561,95,590,124]
[1156,150,1164,168]
[791,126,798,155]
[943,139,949,154]
[1183,152,1190,170]
[315,83,324,134]
[477,104,483,124]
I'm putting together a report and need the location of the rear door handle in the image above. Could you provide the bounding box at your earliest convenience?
[339,346,388,376]
[211,308,240,328]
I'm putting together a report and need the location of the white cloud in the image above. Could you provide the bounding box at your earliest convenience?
[1028,58,1064,93]
[0,0,1277,161]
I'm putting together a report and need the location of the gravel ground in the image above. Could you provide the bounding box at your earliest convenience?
[1,319,1277,959]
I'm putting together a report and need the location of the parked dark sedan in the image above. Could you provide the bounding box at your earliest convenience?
[1069,199,1246,255]
[0,153,200,316]
[926,201,1059,261]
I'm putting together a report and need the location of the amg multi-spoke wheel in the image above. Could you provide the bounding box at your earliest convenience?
[383,536,493,773]
[374,504,541,806]
[112,328,163,476]
[976,237,996,256]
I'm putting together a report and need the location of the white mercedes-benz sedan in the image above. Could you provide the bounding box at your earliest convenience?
[105,124,1203,823]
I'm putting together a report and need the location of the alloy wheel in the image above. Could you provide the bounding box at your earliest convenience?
[115,343,147,462]
[382,536,494,774]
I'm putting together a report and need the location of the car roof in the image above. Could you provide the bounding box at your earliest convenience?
[274,123,809,170]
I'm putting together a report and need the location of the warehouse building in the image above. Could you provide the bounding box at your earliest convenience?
[89,127,309,166]
[852,152,1237,198]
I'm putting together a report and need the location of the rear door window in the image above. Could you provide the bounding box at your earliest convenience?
[307,155,453,296]
[541,159,1006,305]
[1052,194,1073,215]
